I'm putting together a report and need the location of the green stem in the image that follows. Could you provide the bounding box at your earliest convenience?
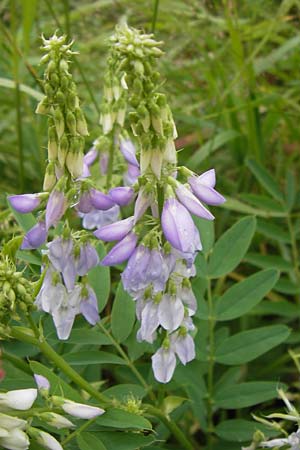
[146,406,194,450]
[2,350,32,375]
[151,0,160,33]
[206,277,215,448]
[62,418,96,445]
[97,322,155,401]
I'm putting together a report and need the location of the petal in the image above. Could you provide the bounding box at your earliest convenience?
[90,189,115,210]
[0,412,27,430]
[151,348,176,383]
[84,146,98,166]
[1,389,37,410]
[62,400,105,419]
[139,301,160,342]
[21,222,47,250]
[77,191,93,213]
[120,139,139,167]
[158,295,184,331]
[76,244,99,276]
[36,430,63,450]
[109,187,135,206]
[8,194,40,214]
[94,216,134,242]
[0,428,29,449]
[101,232,138,266]
[174,334,195,365]
[34,374,50,391]
[197,169,216,187]
[123,163,140,185]
[175,184,214,220]
[45,191,67,230]
[80,287,99,325]
[133,189,151,223]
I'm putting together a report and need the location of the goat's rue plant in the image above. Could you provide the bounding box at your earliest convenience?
[2,24,291,450]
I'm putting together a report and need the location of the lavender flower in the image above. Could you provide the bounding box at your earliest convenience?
[109,186,135,206]
[75,243,99,276]
[101,232,138,266]
[151,347,176,384]
[123,163,140,186]
[79,286,99,325]
[171,332,195,365]
[158,294,185,332]
[80,205,120,230]
[120,139,139,167]
[47,238,76,291]
[175,184,214,220]
[94,216,134,242]
[161,198,202,254]
[188,169,225,205]
[77,191,93,213]
[45,190,67,230]
[21,221,47,250]
[8,194,40,213]
[137,300,159,343]
[90,189,115,210]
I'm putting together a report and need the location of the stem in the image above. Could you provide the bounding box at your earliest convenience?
[206,277,215,448]
[2,350,32,375]
[97,322,155,401]
[146,406,194,450]
[23,317,110,407]
[151,0,160,33]
[62,418,96,445]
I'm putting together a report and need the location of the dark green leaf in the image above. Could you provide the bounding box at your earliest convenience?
[216,269,279,321]
[47,328,111,346]
[111,282,136,342]
[215,419,280,442]
[8,202,36,232]
[244,253,293,272]
[246,159,283,202]
[193,216,215,254]
[96,408,152,430]
[251,300,298,318]
[64,351,126,365]
[208,216,256,278]
[90,431,155,450]
[103,384,146,400]
[215,325,290,365]
[77,433,107,450]
[257,219,290,243]
[215,382,283,408]
[88,242,110,312]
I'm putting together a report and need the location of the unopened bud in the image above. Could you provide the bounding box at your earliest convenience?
[66,111,77,135]
[75,108,89,136]
[53,108,65,139]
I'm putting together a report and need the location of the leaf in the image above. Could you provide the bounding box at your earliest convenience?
[64,351,126,365]
[246,159,283,202]
[244,253,293,272]
[88,431,155,450]
[16,250,41,266]
[274,278,300,295]
[208,216,256,278]
[240,194,285,214]
[47,328,111,346]
[252,300,299,319]
[162,396,187,415]
[88,242,110,312]
[29,361,82,402]
[187,129,240,167]
[77,433,107,450]
[103,384,146,400]
[96,408,152,430]
[22,0,38,54]
[8,202,36,232]
[0,77,43,100]
[111,282,136,342]
[216,269,279,321]
[254,35,300,75]
[215,325,290,365]
[215,382,283,409]
[193,216,215,254]
[220,196,285,218]
[215,419,279,442]
[256,219,290,243]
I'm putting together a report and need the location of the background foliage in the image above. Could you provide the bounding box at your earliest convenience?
[1,1,300,449]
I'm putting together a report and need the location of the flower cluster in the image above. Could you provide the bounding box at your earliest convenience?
[0,257,33,327]
[0,375,104,450]
[93,24,225,383]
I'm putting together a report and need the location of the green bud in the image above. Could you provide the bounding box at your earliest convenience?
[8,289,16,303]
[48,127,58,161]
[35,96,49,115]
[3,281,11,294]
[66,111,77,135]
[59,59,69,74]
[49,72,59,87]
[132,79,143,96]
[58,134,68,166]
[53,108,65,138]
[75,108,89,136]
[66,149,83,179]
[133,60,144,75]
[55,90,65,105]
[43,162,56,191]
[67,92,77,111]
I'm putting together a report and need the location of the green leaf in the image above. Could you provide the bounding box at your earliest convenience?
[240,194,285,214]
[246,159,283,202]
[215,419,279,442]
[193,216,215,254]
[103,384,146,400]
[216,269,279,321]
[16,250,41,266]
[0,77,43,101]
[257,218,290,243]
[187,129,240,167]
[252,300,299,319]
[215,325,290,365]
[162,396,187,415]
[64,351,126,365]
[244,253,293,272]
[285,169,296,211]
[96,408,152,430]
[208,216,256,278]
[215,381,283,409]
[47,328,111,346]
[274,278,300,295]
[111,282,136,342]
[87,431,155,450]
[22,0,38,54]
[29,361,82,402]
[220,196,285,218]
[77,433,107,450]
[8,202,36,232]
[254,35,300,75]
[88,242,110,312]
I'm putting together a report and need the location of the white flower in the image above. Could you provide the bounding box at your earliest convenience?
[0,428,29,450]
[36,430,63,450]
[62,400,105,419]
[0,389,37,411]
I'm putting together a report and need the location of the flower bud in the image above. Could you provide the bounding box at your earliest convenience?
[0,388,37,410]
[53,109,65,139]
[75,108,89,136]
[39,412,74,429]
[43,163,56,191]
[61,400,105,419]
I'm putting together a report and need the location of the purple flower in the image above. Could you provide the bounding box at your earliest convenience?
[79,286,99,325]
[137,300,159,343]
[80,205,120,230]
[134,189,151,223]
[34,374,50,391]
[76,243,99,276]
[47,238,76,291]
[152,347,176,383]
[175,184,214,220]
[120,139,139,167]
[21,221,47,250]
[90,189,115,210]
[100,152,109,175]
[124,163,140,186]
[84,146,98,166]
[188,169,225,205]
[109,187,135,206]
[158,294,185,332]
[122,245,151,295]
[94,216,134,242]
[52,285,81,339]
[172,333,195,365]
[101,232,138,266]
[77,191,93,213]
[45,190,67,230]
[162,198,201,254]
[8,194,40,213]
